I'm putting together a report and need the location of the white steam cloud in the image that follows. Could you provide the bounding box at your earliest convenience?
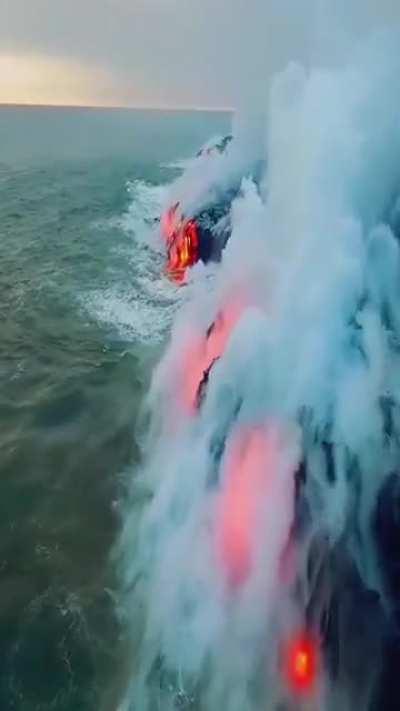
[118,17,400,711]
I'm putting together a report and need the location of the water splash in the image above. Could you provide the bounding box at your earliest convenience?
[82,179,184,344]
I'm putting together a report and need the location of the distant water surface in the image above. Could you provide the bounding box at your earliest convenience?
[0,105,230,711]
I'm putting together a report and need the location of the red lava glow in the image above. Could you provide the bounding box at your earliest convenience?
[283,632,319,696]
[181,297,246,412]
[161,202,181,246]
[217,427,274,587]
[161,202,200,283]
[166,219,199,283]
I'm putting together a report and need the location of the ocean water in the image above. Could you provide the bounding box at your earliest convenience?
[0,106,230,711]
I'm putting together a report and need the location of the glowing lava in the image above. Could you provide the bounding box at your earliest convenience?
[161,202,200,282]
[166,219,199,283]
[180,297,246,412]
[161,202,181,246]
[282,632,319,696]
[217,426,275,587]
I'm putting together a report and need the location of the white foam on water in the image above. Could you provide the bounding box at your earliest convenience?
[81,178,190,345]
[85,285,179,345]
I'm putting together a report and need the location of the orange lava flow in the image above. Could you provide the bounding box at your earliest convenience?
[180,298,246,413]
[216,427,274,587]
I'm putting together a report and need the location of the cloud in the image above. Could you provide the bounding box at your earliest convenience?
[0,0,399,107]
[0,53,132,106]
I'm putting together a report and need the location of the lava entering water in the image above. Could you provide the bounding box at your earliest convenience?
[161,202,200,283]
[119,26,400,711]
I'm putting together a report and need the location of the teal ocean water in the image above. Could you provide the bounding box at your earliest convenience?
[0,106,230,711]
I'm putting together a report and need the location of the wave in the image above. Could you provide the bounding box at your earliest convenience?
[81,179,186,345]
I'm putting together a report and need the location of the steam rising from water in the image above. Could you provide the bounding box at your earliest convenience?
[119,28,400,711]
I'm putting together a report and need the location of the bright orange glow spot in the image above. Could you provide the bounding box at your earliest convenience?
[180,297,246,412]
[161,202,201,283]
[283,632,319,696]
[166,219,199,282]
[217,427,275,587]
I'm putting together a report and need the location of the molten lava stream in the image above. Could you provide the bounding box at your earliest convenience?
[180,297,247,412]
[216,426,274,588]
[161,202,181,246]
[166,219,200,283]
[282,630,320,700]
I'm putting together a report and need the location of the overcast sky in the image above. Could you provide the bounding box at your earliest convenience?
[0,0,398,107]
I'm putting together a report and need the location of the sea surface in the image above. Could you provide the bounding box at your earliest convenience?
[0,105,230,711]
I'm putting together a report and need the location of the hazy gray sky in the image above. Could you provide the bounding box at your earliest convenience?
[0,0,398,107]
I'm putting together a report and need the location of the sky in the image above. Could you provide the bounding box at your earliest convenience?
[0,0,399,108]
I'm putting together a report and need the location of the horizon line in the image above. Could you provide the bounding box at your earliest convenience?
[0,101,234,113]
